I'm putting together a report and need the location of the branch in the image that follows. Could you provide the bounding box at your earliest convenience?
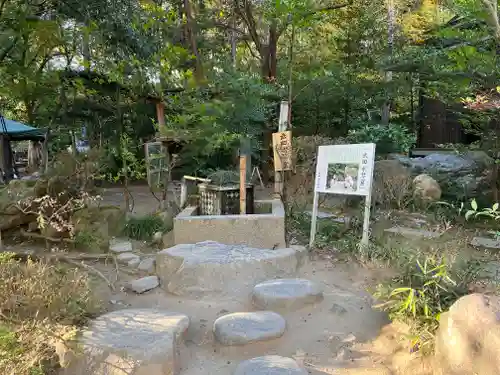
[278,2,350,37]
[210,22,249,38]
[64,258,116,292]
[235,0,262,55]
[308,2,350,15]
[20,229,75,244]
[243,38,261,60]
[481,0,500,41]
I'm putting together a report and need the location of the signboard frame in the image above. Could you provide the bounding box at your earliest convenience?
[309,143,376,249]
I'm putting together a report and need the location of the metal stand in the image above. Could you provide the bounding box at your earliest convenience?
[250,166,265,188]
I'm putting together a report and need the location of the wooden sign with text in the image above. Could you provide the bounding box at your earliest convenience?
[272,131,292,171]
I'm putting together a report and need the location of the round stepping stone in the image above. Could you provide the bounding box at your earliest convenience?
[252,278,323,310]
[234,356,307,375]
[213,311,286,346]
[156,241,299,297]
[117,252,140,267]
[80,309,189,375]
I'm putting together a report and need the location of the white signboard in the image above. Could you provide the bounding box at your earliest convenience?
[309,143,376,248]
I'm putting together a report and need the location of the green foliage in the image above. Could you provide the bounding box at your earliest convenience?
[101,134,146,183]
[346,123,416,154]
[207,170,240,186]
[287,209,345,248]
[73,229,106,251]
[464,199,500,221]
[373,254,480,352]
[124,214,167,241]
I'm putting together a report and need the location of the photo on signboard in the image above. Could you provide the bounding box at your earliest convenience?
[326,163,359,192]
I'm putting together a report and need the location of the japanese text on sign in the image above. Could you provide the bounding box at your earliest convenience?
[272,131,292,171]
[313,143,375,196]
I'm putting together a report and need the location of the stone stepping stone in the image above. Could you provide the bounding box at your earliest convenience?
[384,226,442,239]
[156,241,298,297]
[80,309,189,375]
[306,210,348,222]
[117,252,141,267]
[109,239,133,253]
[252,278,323,311]
[234,356,307,375]
[126,276,159,294]
[470,237,500,250]
[213,311,286,346]
[138,257,155,273]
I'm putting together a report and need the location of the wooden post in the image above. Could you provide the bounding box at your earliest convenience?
[42,130,49,173]
[274,102,289,198]
[156,101,166,131]
[240,155,247,214]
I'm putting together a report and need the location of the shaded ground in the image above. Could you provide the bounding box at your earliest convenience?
[99,183,275,215]
[94,257,393,375]
[9,182,490,375]
[84,247,438,375]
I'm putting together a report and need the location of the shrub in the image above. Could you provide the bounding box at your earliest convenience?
[372,160,413,210]
[124,214,167,241]
[0,253,100,375]
[347,123,416,155]
[373,254,480,353]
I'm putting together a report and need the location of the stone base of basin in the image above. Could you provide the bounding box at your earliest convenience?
[173,199,286,249]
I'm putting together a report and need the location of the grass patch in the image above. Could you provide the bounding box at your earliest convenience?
[124,214,168,241]
[73,229,107,251]
[372,252,482,353]
[0,252,100,375]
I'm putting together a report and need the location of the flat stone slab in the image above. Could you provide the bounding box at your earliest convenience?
[156,241,299,297]
[138,257,155,273]
[470,237,500,250]
[80,309,189,375]
[252,279,323,311]
[384,226,442,239]
[213,311,286,346]
[306,210,348,222]
[234,356,307,375]
[109,239,133,253]
[117,252,141,267]
[126,276,159,294]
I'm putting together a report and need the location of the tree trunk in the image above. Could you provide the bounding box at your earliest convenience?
[381,0,395,125]
[260,22,278,82]
[183,0,204,84]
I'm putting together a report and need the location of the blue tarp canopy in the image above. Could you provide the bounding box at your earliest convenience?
[1,118,46,140]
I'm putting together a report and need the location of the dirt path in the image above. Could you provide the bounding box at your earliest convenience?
[90,254,432,375]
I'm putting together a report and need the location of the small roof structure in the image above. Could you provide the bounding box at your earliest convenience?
[0,118,46,141]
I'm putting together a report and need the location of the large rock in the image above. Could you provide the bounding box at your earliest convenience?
[213,311,286,346]
[234,356,307,375]
[435,294,500,375]
[413,174,441,203]
[252,279,323,311]
[390,151,493,200]
[75,309,190,375]
[156,241,299,297]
